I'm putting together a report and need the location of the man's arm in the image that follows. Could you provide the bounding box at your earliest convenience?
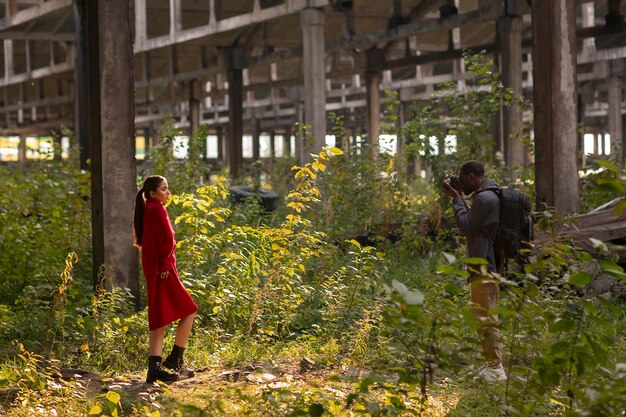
[454,196,487,237]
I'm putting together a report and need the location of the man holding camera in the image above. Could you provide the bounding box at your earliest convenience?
[443,160,506,382]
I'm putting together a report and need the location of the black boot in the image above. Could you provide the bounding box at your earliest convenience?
[162,344,195,378]
[146,356,179,384]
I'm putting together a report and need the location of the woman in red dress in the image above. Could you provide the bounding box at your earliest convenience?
[133,175,198,383]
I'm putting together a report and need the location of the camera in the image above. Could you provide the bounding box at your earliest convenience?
[448,175,463,192]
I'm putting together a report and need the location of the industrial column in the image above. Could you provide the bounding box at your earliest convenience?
[365,48,384,156]
[300,7,326,162]
[189,79,201,134]
[531,0,579,214]
[226,49,244,177]
[607,73,623,167]
[89,0,139,301]
[498,11,525,171]
[252,115,261,162]
[74,0,90,170]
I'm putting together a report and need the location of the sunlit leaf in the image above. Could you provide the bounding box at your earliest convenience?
[584,332,608,364]
[589,237,608,252]
[593,159,619,172]
[461,257,488,265]
[88,405,102,415]
[442,252,456,264]
[599,260,626,280]
[348,239,361,249]
[462,307,477,330]
[595,177,626,193]
[106,390,121,405]
[549,319,576,333]
[614,200,626,216]
[550,341,570,356]
[568,272,592,287]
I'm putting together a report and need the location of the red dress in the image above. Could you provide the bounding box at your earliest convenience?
[142,199,198,330]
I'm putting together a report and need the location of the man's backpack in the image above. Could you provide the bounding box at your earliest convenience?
[481,185,534,267]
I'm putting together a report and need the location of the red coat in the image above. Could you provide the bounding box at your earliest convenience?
[141,199,198,330]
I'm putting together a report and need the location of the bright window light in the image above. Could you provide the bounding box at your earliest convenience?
[604,134,611,155]
[260,134,272,158]
[242,135,253,158]
[274,135,284,157]
[135,136,146,160]
[429,136,439,155]
[173,136,188,159]
[207,135,219,158]
[583,133,595,155]
[379,134,397,154]
[444,135,457,154]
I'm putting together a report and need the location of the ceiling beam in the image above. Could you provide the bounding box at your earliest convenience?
[135,0,328,53]
[0,31,74,41]
[0,0,72,31]
[244,7,501,68]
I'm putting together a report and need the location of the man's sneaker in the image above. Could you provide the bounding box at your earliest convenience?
[473,363,507,383]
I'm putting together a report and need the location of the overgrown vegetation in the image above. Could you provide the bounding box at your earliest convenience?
[0,53,624,416]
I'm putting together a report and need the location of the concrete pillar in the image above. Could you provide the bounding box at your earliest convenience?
[151,122,160,148]
[74,0,90,170]
[606,0,624,25]
[498,15,525,172]
[622,113,626,163]
[142,127,151,161]
[252,116,260,161]
[18,136,27,168]
[284,127,292,158]
[91,0,139,301]
[301,8,326,160]
[578,93,586,168]
[531,0,579,214]
[607,76,623,167]
[189,79,200,134]
[53,132,63,161]
[270,130,276,159]
[295,94,305,162]
[216,125,226,166]
[226,51,244,177]
[366,48,384,156]
[84,0,104,291]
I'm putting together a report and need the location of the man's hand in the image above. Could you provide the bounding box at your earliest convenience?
[443,180,460,199]
[159,271,169,280]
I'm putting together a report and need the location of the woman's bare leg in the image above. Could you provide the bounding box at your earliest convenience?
[149,327,165,356]
[174,313,196,348]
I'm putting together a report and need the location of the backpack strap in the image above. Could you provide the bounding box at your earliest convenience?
[475,185,502,197]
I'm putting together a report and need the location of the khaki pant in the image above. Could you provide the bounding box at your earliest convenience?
[470,276,502,365]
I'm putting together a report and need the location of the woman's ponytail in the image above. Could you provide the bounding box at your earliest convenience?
[133,188,146,247]
[133,176,166,248]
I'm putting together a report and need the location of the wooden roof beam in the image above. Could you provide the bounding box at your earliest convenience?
[0,31,74,41]
[135,0,328,53]
[244,7,501,68]
[0,0,72,31]
[0,57,73,87]
[0,93,72,114]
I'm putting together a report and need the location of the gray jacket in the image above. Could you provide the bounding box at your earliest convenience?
[452,179,500,280]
